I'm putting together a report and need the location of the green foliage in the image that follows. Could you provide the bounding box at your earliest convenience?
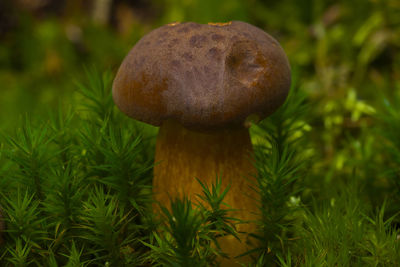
[4,238,35,266]
[2,117,59,200]
[41,160,87,240]
[75,69,115,122]
[0,70,154,265]
[296,185,366,266]
[77,186,135,265]
[361,203,400,266]
[144,177,239,266]
[196,177,239,239]
[77,69,153,215]
[61,241,88,267]
[249,86,310,263]
[156,197,207,266]
[377,95,400,179]
[287,192,400,266]
[2,189,45,248]
[1,64,400,265]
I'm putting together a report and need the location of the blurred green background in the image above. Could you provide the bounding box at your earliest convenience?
[1,0,400,186]
[1,0,399,121]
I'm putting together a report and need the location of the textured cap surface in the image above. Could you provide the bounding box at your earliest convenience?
[112,21,291,130]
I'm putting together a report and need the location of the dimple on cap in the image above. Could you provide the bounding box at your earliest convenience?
[112,21,291,130]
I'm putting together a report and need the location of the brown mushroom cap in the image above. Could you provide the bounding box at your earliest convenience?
[112,21,291,130]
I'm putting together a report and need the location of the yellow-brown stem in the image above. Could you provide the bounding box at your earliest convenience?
[153,120,259,266]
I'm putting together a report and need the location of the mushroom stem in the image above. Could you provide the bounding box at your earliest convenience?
[153,120,259,265]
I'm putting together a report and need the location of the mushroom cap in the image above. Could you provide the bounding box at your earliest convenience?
[112,21,291,130]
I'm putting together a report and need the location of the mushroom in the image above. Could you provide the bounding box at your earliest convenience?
[112,21,291,265]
